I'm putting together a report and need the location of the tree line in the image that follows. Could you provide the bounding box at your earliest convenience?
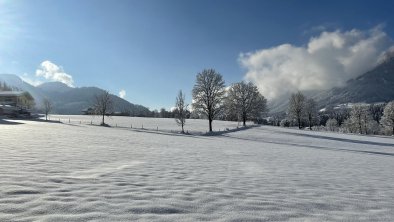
[282,91,394,136]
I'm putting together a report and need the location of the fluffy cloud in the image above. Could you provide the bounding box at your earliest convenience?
[239,26,393,100]
[119,89,126,99]
[36,60,74,87]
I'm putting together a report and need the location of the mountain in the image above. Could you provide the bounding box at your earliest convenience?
[0,74,151,115]
[37,82,72,93]
[312,57,394,107]
[269,57,394,113]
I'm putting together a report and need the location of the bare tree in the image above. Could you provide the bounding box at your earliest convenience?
[174,90,188,133]
[288,91,305,129]
[226,81,267,126]
[382,101,394,135]
[325,118,338,131]
[304,98,318,130]
[192,69,225,132]
[349,105,365,134]
[94,91,113,126]
[347,104,374,134]
[43,98,52,121]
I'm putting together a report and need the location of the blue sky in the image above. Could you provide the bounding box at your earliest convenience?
[1,0,394,110]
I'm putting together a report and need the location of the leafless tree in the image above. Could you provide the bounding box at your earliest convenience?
[349,105,365,134]
[94,91,113,126]
[325,118,338,131]
[192,69,225,132]
[288,91,305,129]
[347,104,374,134]
[43,98,52,121]
[174,90,188,133]
[304,98,318,130]
[226,81,267,126]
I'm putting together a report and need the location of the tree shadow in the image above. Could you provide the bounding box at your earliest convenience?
[29,119,62,124]
[203,125,258,136]
[221,134,394,157]
[270,129,394,147]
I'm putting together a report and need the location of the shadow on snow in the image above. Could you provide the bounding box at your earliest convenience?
[222,134,394,157]
[255,127,394,148]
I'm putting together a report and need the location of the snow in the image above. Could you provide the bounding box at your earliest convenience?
[1,117,394,221]
[47,115,246,134]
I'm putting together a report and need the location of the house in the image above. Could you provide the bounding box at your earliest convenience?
[0,91,31,117]
[0,91,25,107]
[82,107,95,115]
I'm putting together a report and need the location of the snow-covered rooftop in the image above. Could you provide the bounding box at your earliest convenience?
[0,91,24,96]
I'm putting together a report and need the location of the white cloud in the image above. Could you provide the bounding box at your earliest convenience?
[239,26,393,100]
[36,60,74,87]
[119,89,126,99]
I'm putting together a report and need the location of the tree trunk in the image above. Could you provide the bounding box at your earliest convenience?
[45,113,48,121]
[309,115,312,130]
[298,117,301,129]
[243,113,246,127]
[181,124,184,134]
[359,122,362,134]
[208,110,213,132]
[102,114,105,125]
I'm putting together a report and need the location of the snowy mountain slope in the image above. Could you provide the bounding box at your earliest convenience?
[37,82,151,115]
[312,56,394,108]
[1,119,393,221]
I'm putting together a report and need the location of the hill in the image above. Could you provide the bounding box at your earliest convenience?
[0,74,151,115]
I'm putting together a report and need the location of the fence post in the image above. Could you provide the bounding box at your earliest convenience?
[131,124,132,128]
[69,118,70,123]
[157,126,158,131]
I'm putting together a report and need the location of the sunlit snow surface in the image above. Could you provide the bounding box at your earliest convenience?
[1,117,394,221]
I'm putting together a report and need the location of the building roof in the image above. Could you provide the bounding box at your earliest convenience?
[0,91,24,97]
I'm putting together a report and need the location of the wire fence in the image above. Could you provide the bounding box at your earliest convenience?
[49,116,250,136]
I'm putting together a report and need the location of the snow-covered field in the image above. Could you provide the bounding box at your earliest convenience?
[1,117,394,221]
[47,115,247,134]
